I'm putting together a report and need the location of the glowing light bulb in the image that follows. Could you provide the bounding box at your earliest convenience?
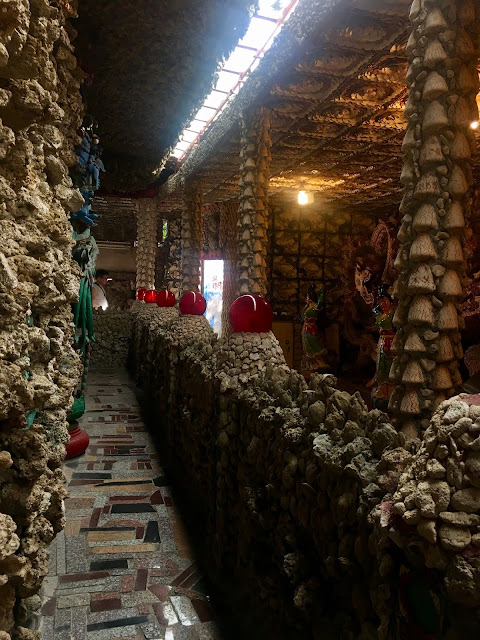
[298,190,308,205]
[470,120,479,130]
[297,190,314,205]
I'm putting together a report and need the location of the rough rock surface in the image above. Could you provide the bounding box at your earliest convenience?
[0,1,82,636]
[90,310,133,369]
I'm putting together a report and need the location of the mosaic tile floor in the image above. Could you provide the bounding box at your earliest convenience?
[43,370,223,640]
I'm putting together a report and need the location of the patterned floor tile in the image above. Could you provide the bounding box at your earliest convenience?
[45,369,225,640]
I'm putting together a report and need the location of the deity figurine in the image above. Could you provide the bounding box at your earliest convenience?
[367,285,395,410]
[301,284,328,379]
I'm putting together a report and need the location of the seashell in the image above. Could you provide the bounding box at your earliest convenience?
[413,204,438,231]
[400,162,415,185]
[458,0,475,27]
[453,97,471,129]
[436,335,454,362]
[410,234,437,261]
[422,101,448,133]
[448,166,469,197]
[457,65,477,94]
[409,0,421,20]
[408,263,435,293]
[437,270,463,298]
[424,39,448,68]
[441,236,463,265]
[419,136,443,166]
[402,126,416,151]
[405,331,426,354]
[433,365,453,391]
[437,302,458,330]
[443,202,465,230]
[451,133,471,161]
[408,295,435,326]
[424,8,448,33]
[414,173,440,197]
[402,360,425,385]
[422,71,448,101]
[400,389,421,415]
[455,28,475,58]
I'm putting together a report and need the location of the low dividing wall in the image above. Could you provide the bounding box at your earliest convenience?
[132,303,480,639]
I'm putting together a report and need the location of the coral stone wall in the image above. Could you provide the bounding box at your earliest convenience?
[133,308,480,638]
[0,1,82,636]
[131,309,403,638]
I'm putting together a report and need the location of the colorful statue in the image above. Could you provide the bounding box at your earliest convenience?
[301,284,328,378]
[367,285,395,410]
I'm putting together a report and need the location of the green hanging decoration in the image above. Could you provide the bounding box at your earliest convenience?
[68,229,98,425]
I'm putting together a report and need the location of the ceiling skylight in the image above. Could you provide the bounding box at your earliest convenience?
[171,0,299,161]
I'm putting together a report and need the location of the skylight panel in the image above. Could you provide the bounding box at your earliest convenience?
[195,105,217,122]
[188,119,206,133]
[215,70,240,93]
[204,90,227,110]
[239,16,277,49]
[224,47,256,73]
[170,0,299,163]
[182,130,198,143]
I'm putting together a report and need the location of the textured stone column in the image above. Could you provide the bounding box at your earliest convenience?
[220,201,239,337]
[237,108,272,297]
[136,198,157,290]
[390,0,479,434]
[166,215,182,297]
[180,181,203,294]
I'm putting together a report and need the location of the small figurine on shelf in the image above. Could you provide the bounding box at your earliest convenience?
[301,284,329,379]
[367,285,395,411]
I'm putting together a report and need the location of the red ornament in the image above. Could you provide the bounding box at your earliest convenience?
[144,290,157,304]
[137,288,147,301]
[65,425,90,459]
[156,289,176,307]
[229,295,273,333]
[179,291,206,315]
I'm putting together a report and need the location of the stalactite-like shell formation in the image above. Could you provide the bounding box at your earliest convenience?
[136,199,157,291]
[391,0,479,435]
[180,181,203,294]
[237,108,272,297]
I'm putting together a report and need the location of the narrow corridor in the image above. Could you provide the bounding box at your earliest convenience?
[41,370,223,640]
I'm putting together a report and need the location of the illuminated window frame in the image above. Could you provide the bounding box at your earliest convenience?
[171,0,299,162]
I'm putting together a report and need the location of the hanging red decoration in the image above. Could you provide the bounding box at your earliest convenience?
[179,291,206,315]
[137,288,147,301]
[144,290,157,304]
[230,295,273,333]
[156,290,176,307]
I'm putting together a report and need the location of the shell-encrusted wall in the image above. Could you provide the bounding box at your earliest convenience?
[166,215,182,297]
[90,310,133,369]
[0,1,83,636]
[390,0,479,434]
[219,201,238,337]
[180,181,203,294]
[237,108,272,297]
[135,198,157,291]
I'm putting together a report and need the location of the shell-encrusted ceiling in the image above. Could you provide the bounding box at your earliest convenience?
[74,0,255,192]
[158,0,480,219]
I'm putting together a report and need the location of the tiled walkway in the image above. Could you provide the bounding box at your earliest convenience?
[42,370,222,640]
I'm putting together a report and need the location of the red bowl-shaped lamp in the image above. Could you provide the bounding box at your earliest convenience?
[156,289,176,307]
[144,289,157,304]
[229,295,273,333]
[179,291,207,315]
[137,288,147,301]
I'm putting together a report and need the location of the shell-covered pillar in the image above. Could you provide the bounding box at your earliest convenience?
[220,201,239,337]
[180,180,203,294]
[390,0,479,434]
[136,198,157,291]
[237,107,272,297]
[166,215,182,298]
